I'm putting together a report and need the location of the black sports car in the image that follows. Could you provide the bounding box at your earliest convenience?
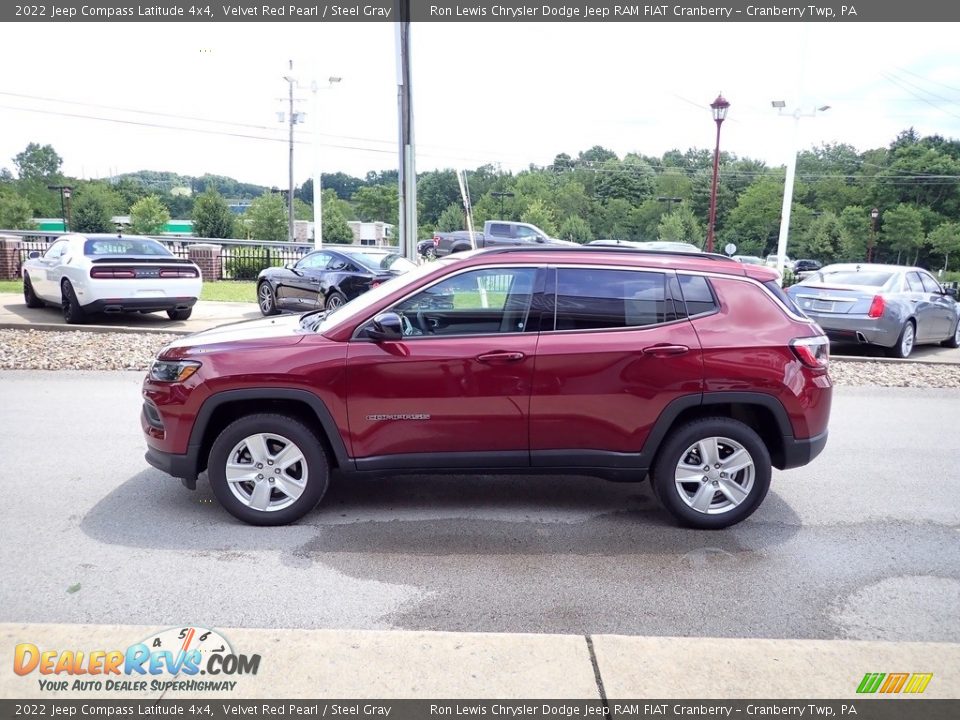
[256,247,415,316]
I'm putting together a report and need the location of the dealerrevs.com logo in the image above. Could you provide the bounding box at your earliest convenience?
[13,626,260,693]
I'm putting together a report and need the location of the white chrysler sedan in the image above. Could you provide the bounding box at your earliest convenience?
[21,234,202,324]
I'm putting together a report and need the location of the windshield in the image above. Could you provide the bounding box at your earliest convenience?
[348,251,416,274]
[83,238,173,256]
[803,270,894,287]
[317,259,452,334]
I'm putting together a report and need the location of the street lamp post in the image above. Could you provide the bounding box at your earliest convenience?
[491,191,515,218]
[771,100,830,275]
[706,94,730,254]
[47,185,73,232]
[868,207,879,263]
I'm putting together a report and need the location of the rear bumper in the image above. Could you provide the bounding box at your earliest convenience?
[799,312,897,348]
[83,296,197,314]
[780,430,829,470]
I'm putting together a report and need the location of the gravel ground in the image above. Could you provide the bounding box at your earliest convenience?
[0,328,958,387]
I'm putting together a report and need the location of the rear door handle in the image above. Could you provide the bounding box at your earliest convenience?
[476,351,525,363]
[642,344,690,357]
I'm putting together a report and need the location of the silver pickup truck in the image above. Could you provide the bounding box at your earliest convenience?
[425,221,576,258]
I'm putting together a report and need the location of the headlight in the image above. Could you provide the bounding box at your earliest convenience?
[149,359,201,383]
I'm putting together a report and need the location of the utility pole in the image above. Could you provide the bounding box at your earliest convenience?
[395,0,417,262]
[285,60,296,243]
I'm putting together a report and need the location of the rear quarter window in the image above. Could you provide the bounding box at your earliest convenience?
[677,275,718,316]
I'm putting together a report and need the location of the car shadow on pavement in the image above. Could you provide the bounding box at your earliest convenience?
[81,468,802,558]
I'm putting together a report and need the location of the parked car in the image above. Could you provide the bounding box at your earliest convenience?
[256,247,415,316]
[432,220,577,257]
[787,263,960,358]
[793,259,822,281]
[143,245,831,530]
[21,233,201,324]
[765,254,795,271]
[589,240,702,253]
[418,238,438,260]
[735,254,782,282]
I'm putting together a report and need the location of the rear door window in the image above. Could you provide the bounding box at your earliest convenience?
[552,269,671,331]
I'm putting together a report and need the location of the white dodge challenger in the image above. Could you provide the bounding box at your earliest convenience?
[21,233,203,323]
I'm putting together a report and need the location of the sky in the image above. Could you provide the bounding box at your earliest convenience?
[3,21,960,190]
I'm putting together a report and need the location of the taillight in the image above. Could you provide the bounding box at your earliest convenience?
[370,281,381,289]
[791,335,830,369]
[867,295,885,318]
[432,236,440,247]
[159,268,199,278]
[90,268,136,279]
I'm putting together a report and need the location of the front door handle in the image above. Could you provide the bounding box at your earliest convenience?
[476,351,525,363]
[642,344,689,357]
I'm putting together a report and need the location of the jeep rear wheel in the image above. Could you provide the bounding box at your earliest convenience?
[652,417,771,529]
[208,413,329,526]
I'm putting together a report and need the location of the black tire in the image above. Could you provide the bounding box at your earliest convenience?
[258,281,279,316]
[423,246,438,260]
[23,274,44,308]
[166,308,193,321]
[651,417,771,530]
[941,320,960,349]
[887,320,916,359]
[324,290,347,312]
[207,413,330,526]
[60,280,86,324]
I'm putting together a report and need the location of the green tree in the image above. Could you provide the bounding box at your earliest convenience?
[558,215,592,243]
[521,199,557,236]
[192,189,235,239]
[72,183,121,233]
[435,203,465,232]
[13,143,63,181]
[797,211,843,263]
[129,195,170,235]
[418,170,461,225]
[927,221,960,271]
[880,204,924,264]
[245,192,287,242]
[321,204,354,244]
[0,191,34,229]
[657,205,703,245]
[293,198,313,221]
[721,176,785,256]
[352,184,398,223]
[838,205,872,261]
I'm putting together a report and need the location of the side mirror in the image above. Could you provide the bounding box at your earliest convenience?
[28,251,40,259]
[535,236,546,243]
[366,312,404,341]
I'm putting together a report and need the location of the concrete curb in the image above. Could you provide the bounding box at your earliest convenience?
[832,354,960,366]
[1,624,958,700]
[0,322,192,336]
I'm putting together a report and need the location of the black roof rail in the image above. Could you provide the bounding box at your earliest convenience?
[471,245,739,263]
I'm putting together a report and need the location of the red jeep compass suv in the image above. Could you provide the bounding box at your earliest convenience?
[142,247,831,529]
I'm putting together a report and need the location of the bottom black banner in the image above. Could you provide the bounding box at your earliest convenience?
[2,700,958,720]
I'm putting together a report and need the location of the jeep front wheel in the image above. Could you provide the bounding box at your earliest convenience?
[207,413,329,526]
[651,417,771,530]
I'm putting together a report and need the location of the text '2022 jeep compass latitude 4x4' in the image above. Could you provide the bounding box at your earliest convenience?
[142,246,832,530]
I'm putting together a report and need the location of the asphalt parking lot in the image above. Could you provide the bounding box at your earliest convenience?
[1,371,958,643]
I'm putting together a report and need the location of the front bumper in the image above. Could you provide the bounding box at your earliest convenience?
[144,446,200,489]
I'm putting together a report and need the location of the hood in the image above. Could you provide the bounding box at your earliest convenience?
[160,313,309,356]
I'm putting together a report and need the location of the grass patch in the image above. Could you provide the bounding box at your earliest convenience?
[0,278,256,303]
[200,281,257,303]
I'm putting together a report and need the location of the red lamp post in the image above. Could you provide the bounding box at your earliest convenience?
[706,94,730,254]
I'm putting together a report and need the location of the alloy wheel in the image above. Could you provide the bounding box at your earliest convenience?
[224,433,308,513]
[258,284,274,314]
[673,436,756,515]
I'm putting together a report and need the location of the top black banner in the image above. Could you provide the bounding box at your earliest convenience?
[4,0,960,23]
